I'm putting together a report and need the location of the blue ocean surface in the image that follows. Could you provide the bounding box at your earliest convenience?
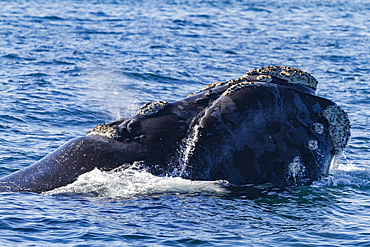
[0,0,369,246]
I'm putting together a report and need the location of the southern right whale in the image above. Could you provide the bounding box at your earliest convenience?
[0,66,351,193]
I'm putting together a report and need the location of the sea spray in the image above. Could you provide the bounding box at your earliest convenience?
[82,67,141,121]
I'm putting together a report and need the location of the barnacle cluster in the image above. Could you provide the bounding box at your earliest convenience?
[256,74,272,82]
[308,139,318,150]
[201,81,228,92]
[222,81,254,96]
[322,105,351,154]
[137,101,168,116]
[313,122,324,134]
[245,65,318,91]
[199,65,318,94]
[87,123,119,140]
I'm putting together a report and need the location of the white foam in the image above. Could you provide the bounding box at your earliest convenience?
[45,166,229,198]
[329,153,364,173]
[311,153,369,188]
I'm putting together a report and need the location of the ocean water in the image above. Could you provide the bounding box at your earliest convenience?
[0,0,369,246]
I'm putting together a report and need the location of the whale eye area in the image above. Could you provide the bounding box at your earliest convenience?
[115,118,141,141]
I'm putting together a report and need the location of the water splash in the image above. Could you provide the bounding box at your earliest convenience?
[329,152,363,173]
[177,123,202,177]
[45,164,229,198]
[312,152,369,188]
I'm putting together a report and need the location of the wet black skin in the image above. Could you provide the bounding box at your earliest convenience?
[184,83,335,186]
[0,78,337,193]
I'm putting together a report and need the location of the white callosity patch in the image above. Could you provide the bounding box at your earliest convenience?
[308,139,318,150]
[199,65,317,94]
[199,72,254,92]
[289,156,302,174]
[313,122,324,134]
[201,81,228,92]
[288,156,307,185]
[222,81,254,96]
[87,123,119,140]
[322,105,351,155]
[245,65,318,91]
[256,74,272,82]
[137,101,168,116]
